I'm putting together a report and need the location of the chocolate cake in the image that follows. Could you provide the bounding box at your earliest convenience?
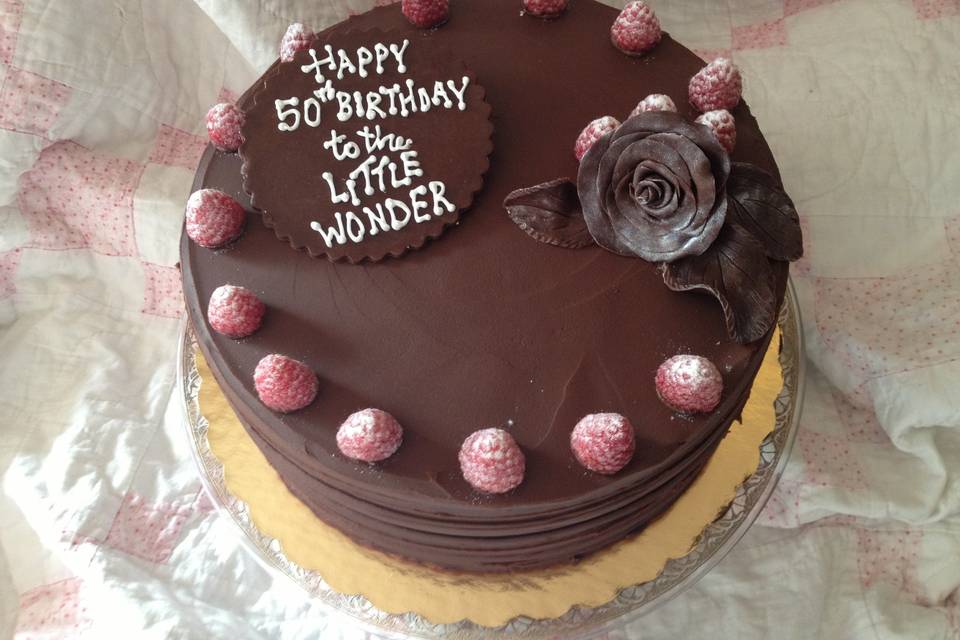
[180,0,802,573]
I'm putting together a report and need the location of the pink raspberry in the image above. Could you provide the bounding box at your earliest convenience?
[629,93,678,118]
[655,355,724,414]
[523,0,568,18]
[402,0,449,29]
[185,189,246,249]
[574,116,620,161]
[205,103,244,152]
[207,285,266,338]
[336,409,403,463]
[458,428,525,494]
[689,57,743,112]
[695,109,737,153]
[570,413,636,475]
[610,1,661,56]
[280,23,314,63]
[254,354,319,413]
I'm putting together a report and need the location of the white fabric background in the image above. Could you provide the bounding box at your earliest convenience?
[1,0,959,638]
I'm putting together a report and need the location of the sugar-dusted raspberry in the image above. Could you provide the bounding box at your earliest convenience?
[570,413,636,475]
[402,0,449,29]
[523,0,568,18]
[336,408,404,463]
[205,103,244,152]
[254,354,319,413]
[574,116,620,161]
[689,57,743,112]
[610,1,661,56]
[280,23,314,63]
[629,93,678,118]
[458,428,525,494]
[207,285,266,338]
[695,109,737,153]
[655,354,724,414]
[185,189,246,249]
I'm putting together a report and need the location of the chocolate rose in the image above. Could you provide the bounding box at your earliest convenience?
[577,111,730,263]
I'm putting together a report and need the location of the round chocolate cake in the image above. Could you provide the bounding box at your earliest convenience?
[181,0,799,573]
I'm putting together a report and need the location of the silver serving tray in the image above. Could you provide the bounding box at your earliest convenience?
[178,280,804,639]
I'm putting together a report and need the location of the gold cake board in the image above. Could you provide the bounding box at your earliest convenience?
[197,329,782,627]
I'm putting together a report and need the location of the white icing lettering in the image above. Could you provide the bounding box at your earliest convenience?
[398,79,417,117]
[363,203,390,236]
[357,125,412,154]
[417,87,432,112]
[301,46,336,84]
[447,76,470,111]
[311,213,347,247]
[323,130,360,160]
[410,185,430,223]
[389,40,410,74]
[431,81,452,109]
[356,46,373,78]
[374,43,390,74]
[386,198,412,231]
[400,150,423,179]
[429,181,456,215]
[275,97,300,131]
[336,48,357,80]
[321,172,350,204]
[303,97,322,127]
[345,211,365,242]
[365,92,387,120]
[336,91,353,121]
[380,84,401,116]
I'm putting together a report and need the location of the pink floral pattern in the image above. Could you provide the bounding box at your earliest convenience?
[141,261,183,318]
[0,247,20,298]
[815,265,960,401]
[18,141,144,256]
[784,0,842,16]
[856,528,925,596]
[913,0,960,19]
[732,18,788,51]
[0,66,72,136]
[797,428,868,491]
[103,492,199,564]
[148,124,207,170]
[16,578,91,638]
[0,0,23,65]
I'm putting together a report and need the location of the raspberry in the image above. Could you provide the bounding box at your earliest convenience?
[207,285,266,338]
[522,0,568,18]
[458,428,525,494]
[610,1,661,56]
[280,23,314,63]
[401,0,449,29]
[655,355,724,414]
[574,116,620,161]
[185,189,246,249]
[254,354,319,413]
[205,103,244,152]
[629,93,677,118]
[336,409,403,463]
[689,57,743,112]
[570,413,636,475]
[695,109,737,153]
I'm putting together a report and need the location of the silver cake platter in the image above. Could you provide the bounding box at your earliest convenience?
[178,279,805,640]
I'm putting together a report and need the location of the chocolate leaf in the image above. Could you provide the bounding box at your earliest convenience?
[663,222,777,343]
[504,178,595,249]
[727,162,803,262]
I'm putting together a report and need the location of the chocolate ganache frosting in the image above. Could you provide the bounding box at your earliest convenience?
[181,0,789,573]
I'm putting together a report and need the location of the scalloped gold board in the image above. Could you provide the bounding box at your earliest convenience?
[199,328,782,627]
